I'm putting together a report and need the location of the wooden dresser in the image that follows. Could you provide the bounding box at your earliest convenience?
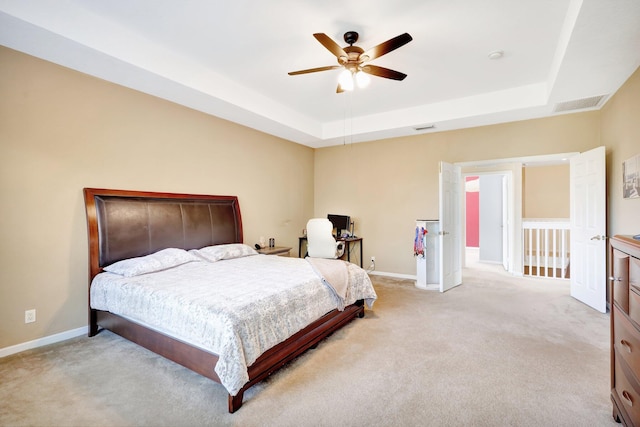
[611,235,640,426]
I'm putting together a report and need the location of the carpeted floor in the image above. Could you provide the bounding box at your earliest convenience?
[0,261,616,426]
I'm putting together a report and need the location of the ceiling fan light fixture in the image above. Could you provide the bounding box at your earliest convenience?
[338,69,354,91]
[355,70,370,88]
[289,31,413,93]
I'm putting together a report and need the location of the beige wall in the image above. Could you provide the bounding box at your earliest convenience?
[315,67,640,276]
[315,112,601,275]
[602,67,640,236]
[0,47,315,349]
[523,165,570,218]
[2,42,638,351]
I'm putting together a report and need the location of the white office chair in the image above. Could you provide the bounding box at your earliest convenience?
[306,218,345,259]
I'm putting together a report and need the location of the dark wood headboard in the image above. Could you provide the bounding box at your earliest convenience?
[83,188,243,280]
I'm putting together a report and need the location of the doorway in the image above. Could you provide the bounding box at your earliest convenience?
[464,174,510,271]
[454,148,607,313]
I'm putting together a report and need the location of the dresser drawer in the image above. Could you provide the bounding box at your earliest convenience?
[614,305,640,379]
[613,249,630,313]
[615,356,640,426]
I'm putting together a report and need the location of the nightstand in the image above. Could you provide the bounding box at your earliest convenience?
[257,246,292,256]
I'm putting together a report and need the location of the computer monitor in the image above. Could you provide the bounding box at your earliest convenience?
[327,214,351,237]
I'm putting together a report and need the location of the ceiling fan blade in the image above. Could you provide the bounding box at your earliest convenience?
[313,33,349,62]
[288,65,341,76]
[361,64,407,81]
[361,33,413,62]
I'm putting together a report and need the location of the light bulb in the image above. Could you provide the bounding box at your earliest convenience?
[338,69,354,91]
[355,71,370,88]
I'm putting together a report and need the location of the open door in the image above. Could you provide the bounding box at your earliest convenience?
[439,161,463,292]
[502,175,509,271]
[570,146,606,313]
[479,175,505,264]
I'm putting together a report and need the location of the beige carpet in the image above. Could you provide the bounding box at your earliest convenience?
[0,263,616,427]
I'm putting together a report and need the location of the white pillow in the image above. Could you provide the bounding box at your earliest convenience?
[190,243,258,262]
[104,248,200,277]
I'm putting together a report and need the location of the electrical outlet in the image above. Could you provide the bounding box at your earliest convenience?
[370,256,375,263]
[25,309,36,324]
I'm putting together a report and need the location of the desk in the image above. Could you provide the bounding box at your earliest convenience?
[298,236,363,267]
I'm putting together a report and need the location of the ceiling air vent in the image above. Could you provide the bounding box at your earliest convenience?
[553,95,607,113]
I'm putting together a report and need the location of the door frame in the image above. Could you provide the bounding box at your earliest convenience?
[463,172,512,270]
[456,151,579,276]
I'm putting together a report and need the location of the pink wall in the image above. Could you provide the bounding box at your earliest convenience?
[466,177,479,247]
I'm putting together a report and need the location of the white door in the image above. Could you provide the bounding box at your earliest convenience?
[502,175,509,271]
[570,146,606,313]
[439,161,463,292]
[479,175,504,263]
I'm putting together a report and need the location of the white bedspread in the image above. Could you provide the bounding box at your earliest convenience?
[90,254,377,396]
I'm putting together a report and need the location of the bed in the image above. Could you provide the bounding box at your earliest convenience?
[83,188,376,413]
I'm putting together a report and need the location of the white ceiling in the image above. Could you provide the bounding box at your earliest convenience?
[1,0,639,148]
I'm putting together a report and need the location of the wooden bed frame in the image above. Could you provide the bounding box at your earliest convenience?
[83,188,365,413]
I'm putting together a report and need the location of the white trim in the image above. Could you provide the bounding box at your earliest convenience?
[456,152,578,168]
[0,326,88,358]
[369,270,417,280]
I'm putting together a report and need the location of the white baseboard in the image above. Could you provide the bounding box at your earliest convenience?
[368,270,417,280]
[0,326,88,358]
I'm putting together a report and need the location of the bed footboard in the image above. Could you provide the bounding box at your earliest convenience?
[229,299,364,412]
[93,300,365,413]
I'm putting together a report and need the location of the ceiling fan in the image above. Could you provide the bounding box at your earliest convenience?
[288,31,413,93]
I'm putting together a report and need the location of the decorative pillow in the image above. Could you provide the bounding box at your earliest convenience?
[190,243,258,262]
[104,248,200,277]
